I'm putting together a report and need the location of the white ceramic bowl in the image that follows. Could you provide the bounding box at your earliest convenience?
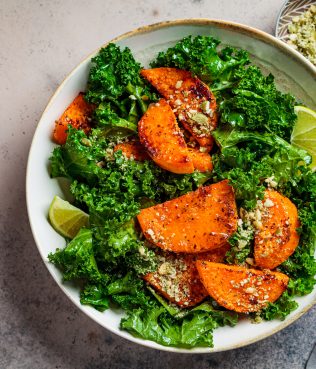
[26,19,316,353]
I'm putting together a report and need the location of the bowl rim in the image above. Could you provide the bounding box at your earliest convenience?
[26,18,316,354]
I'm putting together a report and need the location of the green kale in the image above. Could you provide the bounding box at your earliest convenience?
[80,284,109,311]
[220,66,297,140]
[121,301,237,348]
[48,228,108,284]
[151,35,249,86]
[212,128,311,209]
[94,102,138,132]
[107,272,156,310]
[213,128,310,163]
[49,127,107,185]
[50,146,67,178]
[85,43,157,131]
[126,245,158,275]
[86,43,148,103]
[226,223,254,265]
[260,290,298,321]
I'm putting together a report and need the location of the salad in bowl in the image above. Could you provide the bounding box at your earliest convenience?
[45,34,316,349]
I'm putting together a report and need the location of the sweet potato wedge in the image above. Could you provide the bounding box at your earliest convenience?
[196,261,289,313]
[114,138,212,173]
[138,98,194,174]
[114,140,150,161]
[144,243,231,307]
[196,242,231,263]
[187,148,213,172]
[144,252,208,307]
[137,180,237,253]
[141,68,217,150]
[254,190,300,270]
[53,93,95,145]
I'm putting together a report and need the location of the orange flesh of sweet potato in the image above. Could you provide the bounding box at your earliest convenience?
[187,147,213,172]
[138,98,194,174]
[115,139,213,173]
[53,93,95,145]
[141,68,218,150]
[196,261,289,313]
[254,190,300,270]
[114,140,151,161]
[137,180,237,253]
[143,243,230,307]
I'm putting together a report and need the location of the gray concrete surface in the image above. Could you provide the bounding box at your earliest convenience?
[1,0,315,368]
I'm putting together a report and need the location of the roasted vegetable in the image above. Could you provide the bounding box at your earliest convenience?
[53,93,95,145]
[141,68,217,150]
[114,140,150,161]
[187,148,213,173]
[144,252,208,308]
[114,139,212,173]
[138,99,194,174]
[137,180,237,253]
[254,190,300,270]
[196,261,289,313]
[144,243,230,308]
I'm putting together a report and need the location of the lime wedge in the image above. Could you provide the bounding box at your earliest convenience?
[49,196,89,238]
[291,106,316,170]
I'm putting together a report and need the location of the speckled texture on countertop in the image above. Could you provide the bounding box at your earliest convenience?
[1,0,315,368]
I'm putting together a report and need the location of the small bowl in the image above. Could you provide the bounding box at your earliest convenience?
[26,19,316,353]
[276,0,316,41]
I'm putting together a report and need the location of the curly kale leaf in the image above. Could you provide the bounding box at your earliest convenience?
[49,127,107,185]
[261,289,298,321]
[94,102,138,132]
[85,43,157,131]
[126,244,158,275]
[91,216,141,263]
[151,35,249,86]
[121,301,237,348]
[48,228,109,284]
[212,128,311,209]
[220,66,297,140]
[107,272,156,310]
[80,284,109,311]
[86,43,145,103]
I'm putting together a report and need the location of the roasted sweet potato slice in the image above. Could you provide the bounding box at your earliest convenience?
[114,140,150,161]
[254,190,300,270]
[187,148,213,172]
[141,68,217,150]
[144,243,230,307]
[144,252,208,307]
[196,243,231,263]
[115,138,212,172]
[137,180,237,253]
[138,98,194,174]
[196,261,289,313]
[53,93,95,145]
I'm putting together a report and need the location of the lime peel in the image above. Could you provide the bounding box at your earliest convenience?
[291,106,316,171]
[49,196,89,238]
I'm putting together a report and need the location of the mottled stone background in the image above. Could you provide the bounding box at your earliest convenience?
[0,0,315,368]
